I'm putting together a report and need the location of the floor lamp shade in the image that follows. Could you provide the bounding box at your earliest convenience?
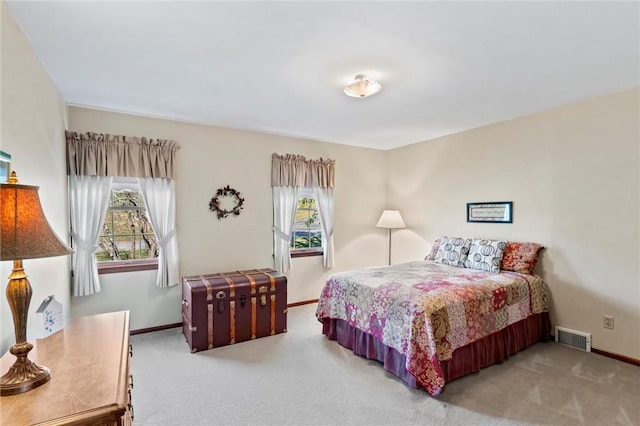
[376,210,406,229]
[0,171,72,396]
[376,210,406,265]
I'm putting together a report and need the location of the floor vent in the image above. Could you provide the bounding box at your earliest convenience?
[555,326,591,352]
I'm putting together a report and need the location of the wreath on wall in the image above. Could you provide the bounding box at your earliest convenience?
[209,185,245,219]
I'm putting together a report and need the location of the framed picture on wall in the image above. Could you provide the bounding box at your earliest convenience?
[467,201,513,223]
[0,151,11,183]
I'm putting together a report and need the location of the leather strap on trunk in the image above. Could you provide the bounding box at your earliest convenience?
[207,303,214,349]
[230,300,236,344]
[251,297,257,339]
[261,270,277,292]
[270,295,276,335]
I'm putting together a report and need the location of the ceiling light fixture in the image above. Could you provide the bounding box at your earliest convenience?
[343,74,382,98]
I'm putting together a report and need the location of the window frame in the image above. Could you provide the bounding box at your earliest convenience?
[96,177,159,274]
[290,188,323,257]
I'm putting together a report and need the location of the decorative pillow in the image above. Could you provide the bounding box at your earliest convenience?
[424,237,441,261]
[464,239,507,273]
[501,242,544,274]
[434,236,471,267]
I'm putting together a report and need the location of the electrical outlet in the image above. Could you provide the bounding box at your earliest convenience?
[603,315,614,329]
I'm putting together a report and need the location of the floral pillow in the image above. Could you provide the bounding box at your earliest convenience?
[501,242,544,275]
[464,239,507,273]
[425,237,441,261]
[434,236,472,267]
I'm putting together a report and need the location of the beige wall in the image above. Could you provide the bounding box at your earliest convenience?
[387,88,640,359]
[67,107,389,331]
[1,3,70,353]
[3,0,638,360]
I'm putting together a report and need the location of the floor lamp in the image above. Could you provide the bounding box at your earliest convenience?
[0,171,72,396]
[376,210,406,265]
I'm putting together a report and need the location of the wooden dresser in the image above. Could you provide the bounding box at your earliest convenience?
[0,311,133,425]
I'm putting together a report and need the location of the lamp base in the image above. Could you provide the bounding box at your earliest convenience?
[1,260,51,396]
[0,342,50,396]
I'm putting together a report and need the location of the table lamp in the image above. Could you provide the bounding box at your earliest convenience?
[0,171,72,396]
[376,210,406,265]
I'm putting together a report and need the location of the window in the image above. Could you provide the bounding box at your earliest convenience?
[96,178,158,273]
[290,189,323,256]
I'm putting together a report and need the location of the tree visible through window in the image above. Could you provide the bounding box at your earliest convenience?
[290,194,323,253]
[96,188,158,262]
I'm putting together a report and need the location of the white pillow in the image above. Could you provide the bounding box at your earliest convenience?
[464,239,507,273]
[434,236,472,267]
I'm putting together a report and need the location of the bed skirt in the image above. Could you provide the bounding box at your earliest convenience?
[321,312,550,391]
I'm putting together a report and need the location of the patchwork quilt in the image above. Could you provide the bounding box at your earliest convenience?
[316,261,548,396]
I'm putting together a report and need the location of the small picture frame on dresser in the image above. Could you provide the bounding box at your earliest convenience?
[0,151,11,183]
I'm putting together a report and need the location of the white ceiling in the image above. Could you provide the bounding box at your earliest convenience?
[6,1,639,150]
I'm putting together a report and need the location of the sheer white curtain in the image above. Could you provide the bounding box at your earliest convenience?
[272,153,335,273]
[69,175,113,296]
[272,186,299,273]
[272,153,307,274]
[66,131,179,295]
[309,156,335,268]
[313,187,335,268]
[137,177,179,288]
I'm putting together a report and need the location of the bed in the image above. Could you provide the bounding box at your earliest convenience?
[316,251,549,396]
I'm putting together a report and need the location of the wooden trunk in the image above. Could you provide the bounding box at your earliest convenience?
[182,268,287,352]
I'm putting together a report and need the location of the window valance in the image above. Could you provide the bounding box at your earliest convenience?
[271,153,335,188]
[66,131,180,179]
[271,152,336,272]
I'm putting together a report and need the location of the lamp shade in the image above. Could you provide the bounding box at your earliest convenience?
[1,178,72,261]
[376,210,406,229]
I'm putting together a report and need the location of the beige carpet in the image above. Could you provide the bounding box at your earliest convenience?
[130,303,639,425]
